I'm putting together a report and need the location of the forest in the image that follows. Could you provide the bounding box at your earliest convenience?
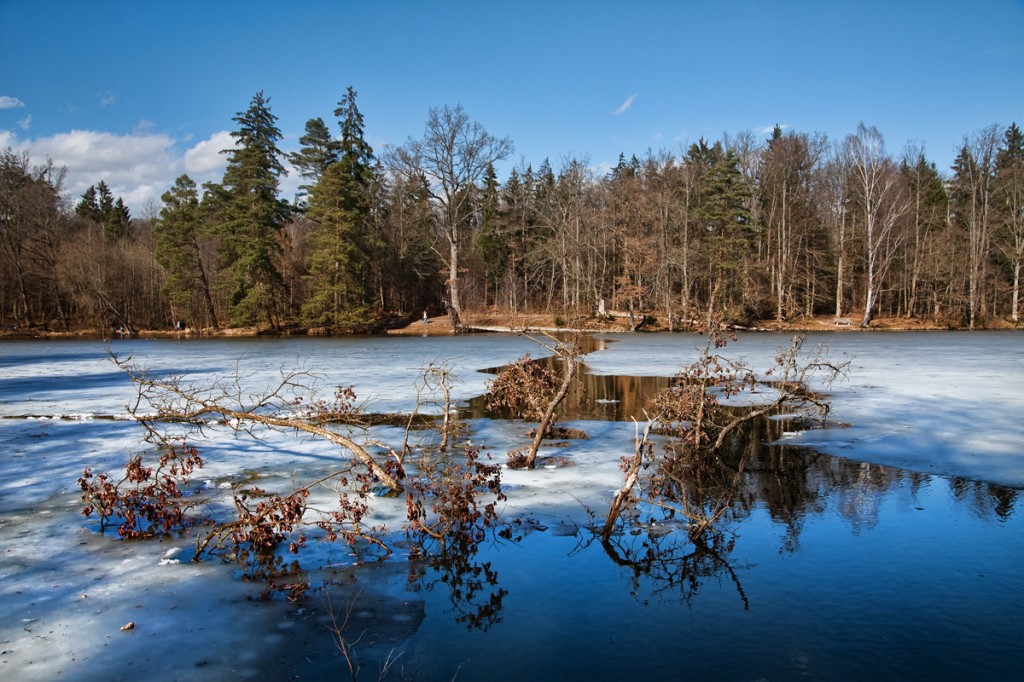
[1,88,1022,334]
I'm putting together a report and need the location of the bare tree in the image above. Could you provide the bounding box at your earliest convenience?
[80,354,508,603]
[602,328,847,540]
[485,332,582,469]
[822,144,852,319]
[0,149,72,329]
[386,105,512,332]
[950,125,1000,328]
[994,123,1024,324]
[760,129,824,320]
[845,124,909,327]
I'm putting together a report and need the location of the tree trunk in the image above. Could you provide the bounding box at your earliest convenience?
[524,355,578,469]
[602,418,656,540]
[448,234,463,332]
[1012,260,1020,323]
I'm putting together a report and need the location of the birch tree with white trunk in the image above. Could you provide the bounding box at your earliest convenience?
[845,124,908,327]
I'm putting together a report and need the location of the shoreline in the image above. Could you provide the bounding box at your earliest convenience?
[1,312,1018,340]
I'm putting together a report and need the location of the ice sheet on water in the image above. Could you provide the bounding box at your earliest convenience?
[0,505,309,680]
[0,335,547,417]
[585,331,1024,487]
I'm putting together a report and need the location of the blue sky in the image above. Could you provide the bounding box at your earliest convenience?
[1,0,1022,213]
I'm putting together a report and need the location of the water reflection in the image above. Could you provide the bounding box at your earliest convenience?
[398,416,1018,626]
[604,427,1016,607]
[406,547,508,632]
[464,359,670,421]
[950,477,1019,521]
[455,356,1020,622]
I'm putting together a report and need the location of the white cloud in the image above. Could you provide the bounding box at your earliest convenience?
[0,96,25,109]
[754,123,789,136]
[18,115,31,130]
[99,91,116,107]
[279,158,301,203]
[613,93,638,116]
[1,128,235,213]
[182,130,234,176]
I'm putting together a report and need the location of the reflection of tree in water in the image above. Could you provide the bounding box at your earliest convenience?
[598,409,1020,606]
[951,477,1019,521]
[405,545,508,632]
[830,460,902,533]
[600,521,750,609]
[596,413,758,608]
[466,337,1019,613]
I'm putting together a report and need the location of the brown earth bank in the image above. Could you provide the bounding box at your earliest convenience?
[387,312,1020,335]
[3,311,1019,339]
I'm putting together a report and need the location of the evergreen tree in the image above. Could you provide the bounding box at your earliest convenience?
[75,180,131,241]
[110,198,131,240]
[502,164,543,311]
[154,174,219,329]
[900,150,948,318]
[75,185,99,221]
[288,117,339,203]
[216,90,290,328]
[694,141,753,317]
[378,170,439,314]
[475,162,507,307]
[610,152,631,180]
[335,85,374,187]
[97,180,114,219]
[302,87,379,327]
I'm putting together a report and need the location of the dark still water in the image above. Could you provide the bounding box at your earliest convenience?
[290,444,1022,682]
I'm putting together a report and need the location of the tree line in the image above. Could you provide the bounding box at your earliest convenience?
[2,88,1022,333]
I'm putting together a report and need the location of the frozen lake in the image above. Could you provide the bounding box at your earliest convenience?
[1,331,1021,680]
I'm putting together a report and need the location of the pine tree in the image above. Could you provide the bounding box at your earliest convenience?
[335,86,374,187]
[154,174,219,329]
[697,142,753,318]
[75,181,131,240]
[302,87,379,327]
[215,91,290,328]
[288,117,339,204]
[75,185,99,221]
[900,150,948,318]
[610,152,631,180]
[110,198,131,240]
[475,162,507,307]
[97,180,114,219]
